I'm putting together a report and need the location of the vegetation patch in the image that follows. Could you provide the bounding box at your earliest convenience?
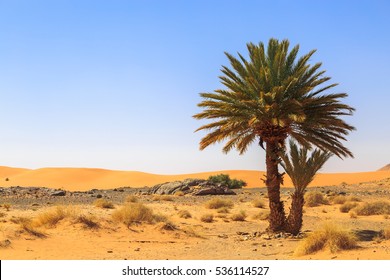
[75,215,100,229]
[252,211,270,221]
[339,202,359,213]
[330,195,347,204]
[354,201,390,216]
[216,206,231,214]
[252,199,265,208]
[205,198,234,209]
[295,223,357,255]
[381,228,390,240]
[174,191,185,196]
[178,210,192,219]
[94,198,115,209]
[34,206,74,227]
[304,192,328,207]
[231,210,247,221]
[152,195,174,201]
[207,174,247,189]
[21,221,47,238]
[125,195,138,203]
[112,203,160,227]
[200,213,214,223]
[3,204,11,211]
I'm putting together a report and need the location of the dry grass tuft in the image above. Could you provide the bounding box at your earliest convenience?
[3,204,11,211]
[112,203,157,227]
[75,215,100,229]
[152,195,174,201]
[348,196,362,202]
[34,206,75,227]
[382,227,390,240]
[231,210,247,221]
[216,206,231,214]
[0,239,12,248]
[330,195,347,204]
[94,198,115,209]
[174,191,185,196]
[182,226,204,238]
[157,221,177,231]
[200,213,214,223]
[354,201,390,216]
[252,199,265,208]
[305,192,328,207]
[252,211,270,221]
[178,210,192,219]
[294,223,357,256]
[125,195,138,203]
[339,202,359,213]
[21,221,47,238]
[349,211,358,219]
[205,198,234,209]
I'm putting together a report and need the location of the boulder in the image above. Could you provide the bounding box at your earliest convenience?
[50,190,66,196]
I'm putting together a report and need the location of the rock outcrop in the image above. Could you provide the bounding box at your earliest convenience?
[148,178,236,196]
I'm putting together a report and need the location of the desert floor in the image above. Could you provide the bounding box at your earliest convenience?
[1,169,390,260]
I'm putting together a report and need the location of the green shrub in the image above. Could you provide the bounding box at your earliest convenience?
[207,174,247,189]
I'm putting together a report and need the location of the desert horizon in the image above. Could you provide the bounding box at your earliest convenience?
[1,165,390,191]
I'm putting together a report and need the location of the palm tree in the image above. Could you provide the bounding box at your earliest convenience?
[281,140,332,235]
[193,38,355,232]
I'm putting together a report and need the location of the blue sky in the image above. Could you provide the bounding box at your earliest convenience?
[0,0,389,174]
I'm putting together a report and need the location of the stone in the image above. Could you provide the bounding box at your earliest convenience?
[50,190,66,196]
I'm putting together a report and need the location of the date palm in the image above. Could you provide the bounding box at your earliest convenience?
[193,38,355,232]
[281,140,332,235]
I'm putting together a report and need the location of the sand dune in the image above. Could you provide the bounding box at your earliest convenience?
[1,166,390,191]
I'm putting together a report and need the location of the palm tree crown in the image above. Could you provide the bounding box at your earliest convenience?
[194,39,355,157]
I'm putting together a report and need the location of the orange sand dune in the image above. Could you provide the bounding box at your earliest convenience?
[1,166,390,191]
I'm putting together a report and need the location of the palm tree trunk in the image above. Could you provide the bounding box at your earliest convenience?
[285,191,304,235]
[265,141,286,232]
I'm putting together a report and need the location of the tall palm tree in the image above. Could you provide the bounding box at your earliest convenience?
[281,140,332,235]
[193,38,355,232]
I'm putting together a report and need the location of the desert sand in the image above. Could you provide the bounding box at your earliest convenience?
[1,166,390,260]
[1,166,390,191]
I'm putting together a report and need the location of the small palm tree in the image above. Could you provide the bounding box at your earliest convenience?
[193,38,355,232]
[281,140,332,235]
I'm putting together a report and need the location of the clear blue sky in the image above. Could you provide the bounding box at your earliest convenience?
[0,0,389,174]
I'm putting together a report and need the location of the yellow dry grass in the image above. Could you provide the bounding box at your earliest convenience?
[295,223,357,256]
[305,192,328,207]
[354,201,390,216]
[205,198,234,209]
[93,198,115,209]
[200,213,214,223]
[112,203,157,227]
[34,206,75,227]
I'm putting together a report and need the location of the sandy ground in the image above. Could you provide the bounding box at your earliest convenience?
[1,166,390,260]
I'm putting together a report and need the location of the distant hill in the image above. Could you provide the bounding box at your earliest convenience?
[378,164,390,171]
